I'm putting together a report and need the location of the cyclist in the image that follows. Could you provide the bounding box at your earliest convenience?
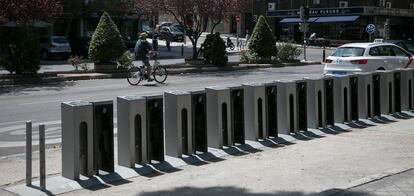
[134,32,154,81]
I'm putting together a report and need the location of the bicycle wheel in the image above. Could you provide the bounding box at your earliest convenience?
[127,66,143,85]
[230,44,235,50]
[153,66,168,84]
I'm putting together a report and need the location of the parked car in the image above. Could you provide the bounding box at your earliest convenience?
[383,40,414,54]
[324,42,413,75]
[159,26,184,42]
[40,36,71,60]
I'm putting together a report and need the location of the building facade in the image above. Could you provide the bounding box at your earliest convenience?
[263,0,414,43]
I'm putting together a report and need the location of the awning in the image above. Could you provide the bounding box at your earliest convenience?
[279,17,318,23]
[279,15,360,24]
[314,16,360,23]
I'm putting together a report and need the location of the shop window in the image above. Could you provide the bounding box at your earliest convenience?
[313,0,320,5]
[386,2,392,9]
[339,1,348,8]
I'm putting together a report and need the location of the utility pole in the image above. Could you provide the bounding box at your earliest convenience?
[300,6,309,61]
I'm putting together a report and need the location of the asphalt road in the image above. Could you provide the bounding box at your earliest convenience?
[0,64,324,157]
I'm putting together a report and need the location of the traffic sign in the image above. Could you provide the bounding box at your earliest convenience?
[366,24,376,34]
[236,16,241,22]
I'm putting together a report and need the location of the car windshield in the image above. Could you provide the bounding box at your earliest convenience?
[332,47,365,57]
[52,37,68,44]
[170,27,181,32]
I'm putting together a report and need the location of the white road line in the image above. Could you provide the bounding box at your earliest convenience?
[20,97,90,106]
[0,120,34,126]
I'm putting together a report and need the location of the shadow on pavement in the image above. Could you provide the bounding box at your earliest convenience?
[139,186,373,196]
[0,81,76,96]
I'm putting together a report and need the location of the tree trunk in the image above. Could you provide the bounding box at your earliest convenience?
[191,39,198,60]
[210,20,221,34]
[65,16,73,38]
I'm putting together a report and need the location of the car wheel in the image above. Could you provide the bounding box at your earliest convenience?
[377,67,385,71]
[41,51,48,60]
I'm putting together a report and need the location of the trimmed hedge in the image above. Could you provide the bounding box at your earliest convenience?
[248,15,277,58]
[202,32,228,66]
[88,12,125,63]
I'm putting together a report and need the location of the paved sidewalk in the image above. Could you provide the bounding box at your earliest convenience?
[335,169,414,196]
[3,112,414,196]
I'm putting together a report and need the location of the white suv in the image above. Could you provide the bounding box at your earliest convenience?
[40,36,72,60]
[324,42,413,75]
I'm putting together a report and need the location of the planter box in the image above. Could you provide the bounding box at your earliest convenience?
[94,62,118,72]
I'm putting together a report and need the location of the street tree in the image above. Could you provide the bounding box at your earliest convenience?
[0,0,61,26]
[200,0,247,33]
[151,0,246,59]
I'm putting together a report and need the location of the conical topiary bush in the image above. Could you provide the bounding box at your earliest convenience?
[248,15,277,58]
[88,12,125,63]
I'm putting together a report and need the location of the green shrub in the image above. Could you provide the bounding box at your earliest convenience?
[248,15,277,58]
[2,31,40,74]
[88,12,125,63]
[202,32,228,66]
[117,50,134,69]
[277,42,302,61]
[68,55,84,71]
[240,49,277,64]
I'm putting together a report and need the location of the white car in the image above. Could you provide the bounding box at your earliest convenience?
[40,36,72,60]
[324,42,413,75]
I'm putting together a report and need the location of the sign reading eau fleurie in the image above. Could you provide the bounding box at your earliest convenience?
[267,7,365,17]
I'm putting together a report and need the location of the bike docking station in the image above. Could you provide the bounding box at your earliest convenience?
[276,80,298,134]
[323,76,335,127]
[304,77,326,129]
[117,95,149,168]
[296,79,308,132]
[91,100,115,175]
[243,82,267,141]
[333,75,351,124]
[146,95,165,163]
[206,86,232,148]
[230,85,246,145]
[164,91,194,158]
[61,101,94,180]
[264,82,278,138]
[349,75,360,122]
[191,90,208,153]
[397,68,414,112]
[356,72,374,119]
[377,70,395,115]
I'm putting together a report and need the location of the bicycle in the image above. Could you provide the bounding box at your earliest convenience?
[127,52,168,85]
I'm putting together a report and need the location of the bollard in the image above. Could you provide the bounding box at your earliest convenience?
[322,44,326,62]
[26,121,32,186]
[39,124,46,191]
[181,44,184,56]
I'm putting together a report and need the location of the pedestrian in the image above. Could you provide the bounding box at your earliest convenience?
[165,34,171,52]
[152,34,158,51]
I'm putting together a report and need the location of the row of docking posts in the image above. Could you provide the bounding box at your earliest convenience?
[61,68,414,180]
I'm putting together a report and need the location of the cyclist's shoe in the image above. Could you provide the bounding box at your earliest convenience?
[147,78,154,82]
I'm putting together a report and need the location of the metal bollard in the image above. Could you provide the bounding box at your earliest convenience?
[39,124,46,191]
[322,44,326,62]
[181,44,184,56]
[26,121,32,186]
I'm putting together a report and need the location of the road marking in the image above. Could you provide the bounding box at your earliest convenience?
[0,120,33,126]
[20,97,90,106]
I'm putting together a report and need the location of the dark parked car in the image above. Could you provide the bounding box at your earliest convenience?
[159,26,184,42]
[384,40,414,54]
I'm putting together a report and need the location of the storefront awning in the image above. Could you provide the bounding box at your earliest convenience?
[279,15,360,24]
[279,17,318,23]
[314,16,360,23]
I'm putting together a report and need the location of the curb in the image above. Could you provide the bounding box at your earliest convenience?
[321,166,414,196]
